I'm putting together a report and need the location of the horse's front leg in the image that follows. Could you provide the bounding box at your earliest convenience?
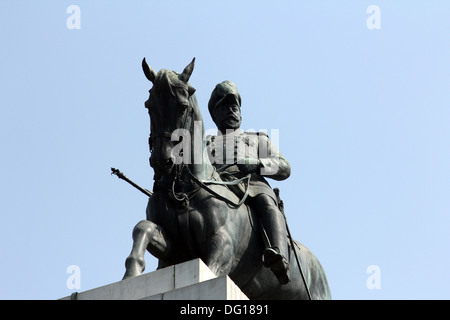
[122,220,171,280]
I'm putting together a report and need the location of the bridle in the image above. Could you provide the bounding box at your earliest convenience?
[149,96,250,208]
[148,102,193,154]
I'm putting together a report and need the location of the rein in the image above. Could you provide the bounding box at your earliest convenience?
[169,164,251,208]
[187,166,251,208]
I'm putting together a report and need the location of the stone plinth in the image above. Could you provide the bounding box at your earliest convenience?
[60,259,248,300]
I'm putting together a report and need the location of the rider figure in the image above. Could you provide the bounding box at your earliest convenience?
[206,80,291,284]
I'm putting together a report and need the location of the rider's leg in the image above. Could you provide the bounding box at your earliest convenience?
[250,194,291,284]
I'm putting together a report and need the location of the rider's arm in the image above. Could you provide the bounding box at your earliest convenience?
[236,132,291,180]
[257,133,291,181]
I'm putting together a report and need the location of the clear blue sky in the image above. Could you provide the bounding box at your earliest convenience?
[0,1,449,300]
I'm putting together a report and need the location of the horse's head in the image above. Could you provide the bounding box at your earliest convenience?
[143,58,197,176]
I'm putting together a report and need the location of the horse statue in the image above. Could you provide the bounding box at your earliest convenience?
[121,58,331,300]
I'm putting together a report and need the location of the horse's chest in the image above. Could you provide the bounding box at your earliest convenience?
[181,198,227,239]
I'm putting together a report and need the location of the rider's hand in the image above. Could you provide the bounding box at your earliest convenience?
[237,157,261,174]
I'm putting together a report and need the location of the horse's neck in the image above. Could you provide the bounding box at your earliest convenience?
[186,96,214,181]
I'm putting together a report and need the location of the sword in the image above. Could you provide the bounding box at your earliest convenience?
[274,188,312,300]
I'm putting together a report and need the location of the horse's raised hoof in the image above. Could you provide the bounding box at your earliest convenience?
[262,247,291,285]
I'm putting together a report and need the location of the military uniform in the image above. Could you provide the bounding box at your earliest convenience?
[206,128,291,202]
[206,80,291,284]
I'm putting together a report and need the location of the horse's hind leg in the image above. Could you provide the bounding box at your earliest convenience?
[122,220,170,280]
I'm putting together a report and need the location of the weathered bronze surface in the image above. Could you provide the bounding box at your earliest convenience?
[121,58,331,300]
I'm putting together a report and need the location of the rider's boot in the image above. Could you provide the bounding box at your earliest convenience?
[263,246,290,285]
[259,204,291,285]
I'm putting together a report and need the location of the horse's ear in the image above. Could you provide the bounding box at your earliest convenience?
[179,57,195,83]
[187,85,196,96]
[142,58,156,83]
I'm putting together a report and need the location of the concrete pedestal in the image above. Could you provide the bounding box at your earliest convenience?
[60,259,248,300]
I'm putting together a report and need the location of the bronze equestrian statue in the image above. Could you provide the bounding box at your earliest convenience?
[121,58,331,300]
